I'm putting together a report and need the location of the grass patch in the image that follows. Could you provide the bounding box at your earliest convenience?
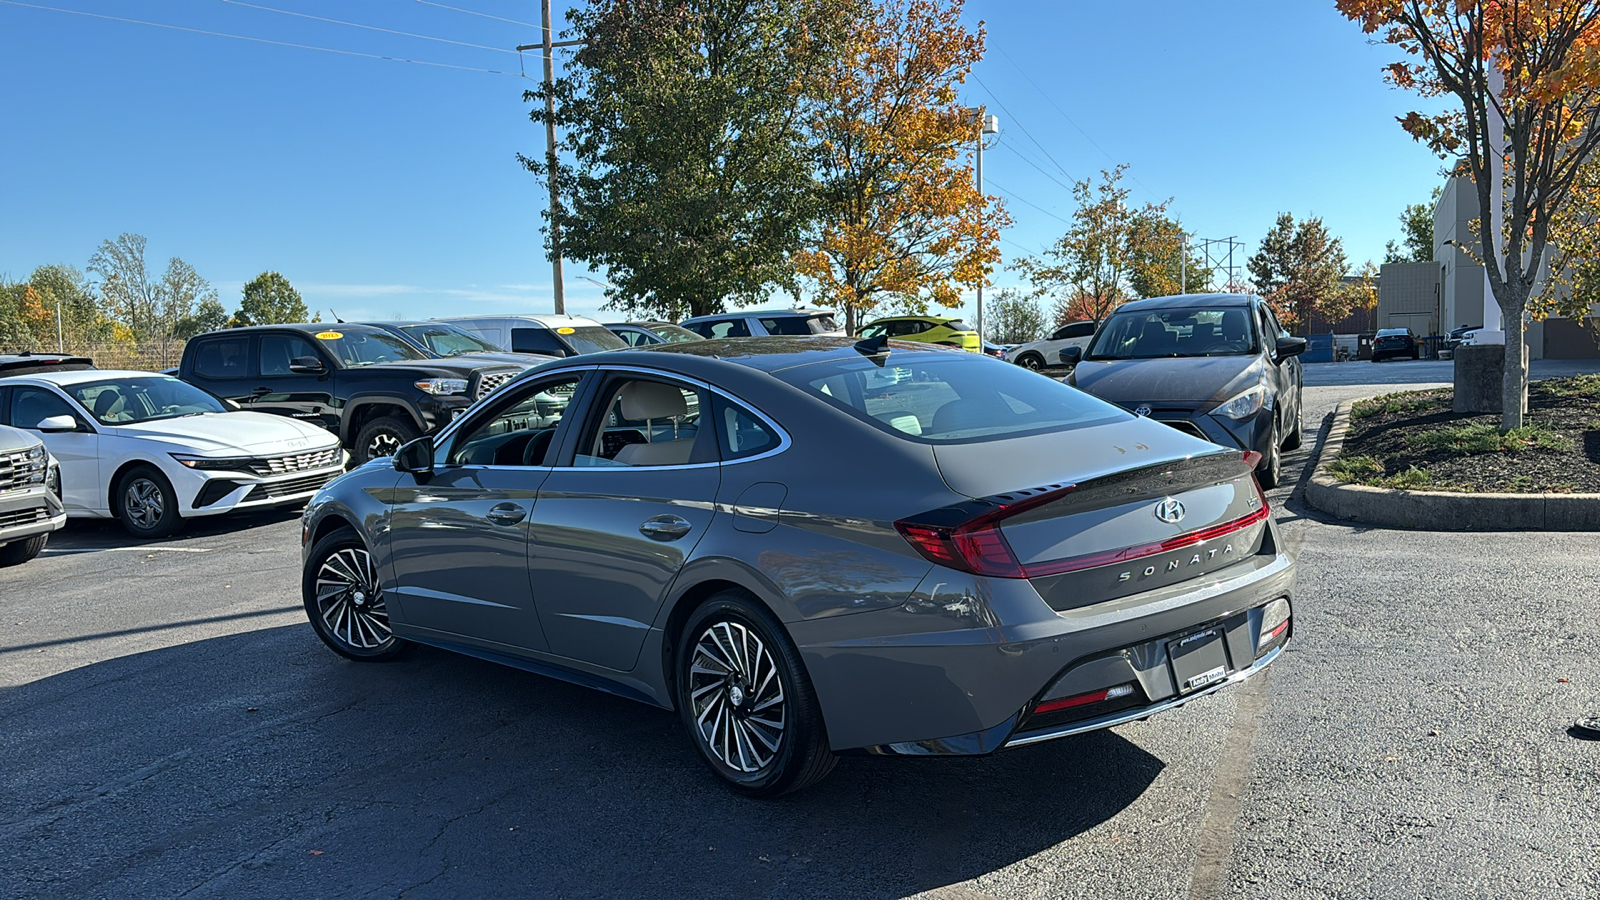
[1409,423,1572,454]
[1328,454,1383,481]
[1536,373,1600,399]
[1351,390,1444,420]
[1381,467,1433,490]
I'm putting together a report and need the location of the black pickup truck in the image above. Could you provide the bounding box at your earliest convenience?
[178,324,527,464]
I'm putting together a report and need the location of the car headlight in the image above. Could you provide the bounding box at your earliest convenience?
[22,445,47,484]
[170,454,253,471]
[415,378,469,395]
[1213,384,1267,420]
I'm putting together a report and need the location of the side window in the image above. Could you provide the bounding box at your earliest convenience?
[11,387,77,429]
[510,328,566,356]
[707,319,750,339]
[713,396,781,461]
[448,374,583,466]
[572,377,712,468]
[1067,322,1095,339]
[192,337,251,379]
[260,334,321,376]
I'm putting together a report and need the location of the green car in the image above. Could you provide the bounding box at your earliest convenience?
[859,316,981,352]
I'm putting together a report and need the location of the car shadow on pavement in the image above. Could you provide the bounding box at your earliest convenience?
[39,508,304,552]
[1,625,1164,899]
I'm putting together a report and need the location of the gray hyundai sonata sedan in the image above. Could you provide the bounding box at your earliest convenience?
[300,336,1295,795]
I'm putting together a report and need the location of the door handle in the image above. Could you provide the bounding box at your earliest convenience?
[639,514,692,541]
[486,502,527,526]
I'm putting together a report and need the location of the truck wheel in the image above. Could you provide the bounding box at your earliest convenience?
[353,415,420,465]
[0,534,48,567]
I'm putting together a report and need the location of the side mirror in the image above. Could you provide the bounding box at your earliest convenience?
[288,356,326,375]
[1059,346,1083,366]
[392,435,435,475]
[36,415,78,433]
[1274,336,1308,360]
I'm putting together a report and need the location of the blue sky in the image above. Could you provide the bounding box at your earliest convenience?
[0,0,1447,326]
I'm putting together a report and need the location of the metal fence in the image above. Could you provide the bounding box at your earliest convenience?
[61,341,188,372]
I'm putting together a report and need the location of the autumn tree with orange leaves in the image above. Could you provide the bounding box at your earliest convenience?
[795,0,1008,333]
[1338,0,1600,427]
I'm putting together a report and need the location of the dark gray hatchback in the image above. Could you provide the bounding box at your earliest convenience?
[300,337,1296,795]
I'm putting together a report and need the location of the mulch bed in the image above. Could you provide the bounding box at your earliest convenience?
[1337,376,1600,493]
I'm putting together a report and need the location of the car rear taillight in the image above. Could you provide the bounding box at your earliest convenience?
[1034,683,1136,715]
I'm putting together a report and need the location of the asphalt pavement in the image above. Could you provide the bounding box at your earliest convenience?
[2,358,1598,899]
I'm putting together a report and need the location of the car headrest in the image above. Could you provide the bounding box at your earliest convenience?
[618,381,687,421]
[93,389,124,418]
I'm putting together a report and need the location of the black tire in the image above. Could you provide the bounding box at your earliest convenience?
[1281,404,1303,451]
[1412,349,1420,360]
[352,414,420,465]
[302,527,409,662]
[0,533,47,567]
[676,591,836,797]
[1017,353,1045,371]
[1256,419,1282,489]
[114,465,183,538]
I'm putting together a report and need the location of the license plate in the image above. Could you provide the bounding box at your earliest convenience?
[1168,628,1233,694]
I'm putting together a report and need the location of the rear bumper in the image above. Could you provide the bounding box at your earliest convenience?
[793,521,1296,754]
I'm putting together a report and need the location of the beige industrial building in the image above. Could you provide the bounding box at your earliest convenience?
[1374,174,1599,359]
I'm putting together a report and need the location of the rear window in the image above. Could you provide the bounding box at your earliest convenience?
[773,355,1121,443]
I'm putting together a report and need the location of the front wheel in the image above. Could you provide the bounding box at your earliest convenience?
[352,415,420,466]
[0,534,48,567]
[677,591,835,797]
[1017,353,1045,371]
[1256,419,1282,489]
[1281,404,1303,451]
[302,528,409,661]
[116,466,183,538]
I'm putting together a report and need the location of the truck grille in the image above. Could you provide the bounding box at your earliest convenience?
[475,370,519,401]
[243,471,338,502]
[0,449,37,493]
[0,506,48,528]
[244,447,342,477]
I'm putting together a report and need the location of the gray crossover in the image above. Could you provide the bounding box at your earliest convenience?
[300,337,1296,795]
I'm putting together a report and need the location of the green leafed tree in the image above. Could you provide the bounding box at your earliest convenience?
[1382,189,1439,263]
[983,287,1047,344]
[1246,213,1349,329]
[230,271,309,327]
[1126,211,1212,299]
[526,0,850,321]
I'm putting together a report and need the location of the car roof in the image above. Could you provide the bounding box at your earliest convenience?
[1,368,174,387]
[0,353,96,375]
[586,335,946,374]
[1112,293,1258,312]
[194,323,371,336]
[681,309,836,324]
[866,315,961,324]
[437,314,605,329]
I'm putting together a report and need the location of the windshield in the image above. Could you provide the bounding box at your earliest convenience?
[1086,307,1259,360]
[313,326,431,367]
[773,354,1121,443]
[646,323,704,343]
[398,323,503,356]
[70,376,227,426]
[560,326,629,354]
[763,314,839,335]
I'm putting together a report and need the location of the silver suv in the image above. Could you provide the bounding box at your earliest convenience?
[0,424,65,566]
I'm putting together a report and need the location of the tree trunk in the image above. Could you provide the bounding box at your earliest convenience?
[1499,301,1529,429]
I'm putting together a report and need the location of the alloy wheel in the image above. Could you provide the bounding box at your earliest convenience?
[688,621,786,774]
[123,477,165,530]
[367,432,402,459]
[314,547,393,650]
[1021,354,1043,370]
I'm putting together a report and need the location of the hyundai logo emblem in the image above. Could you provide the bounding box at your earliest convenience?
[1154,498,1186,524]
[1133,405,1152,417]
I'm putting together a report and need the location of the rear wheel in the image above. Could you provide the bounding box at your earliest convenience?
[1017,353,1045,371]
[353,414,420,465]
[676,591,835,797]
[0,534,47,567]
[302,528,409,661]
[115,466,182,538]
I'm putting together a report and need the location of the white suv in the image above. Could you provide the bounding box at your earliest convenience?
[680,308,844,339]
[1004,321,1098,370]
[440,314,628,358]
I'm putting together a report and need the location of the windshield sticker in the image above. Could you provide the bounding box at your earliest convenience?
[556,327,576,334]
[315,331,343,340]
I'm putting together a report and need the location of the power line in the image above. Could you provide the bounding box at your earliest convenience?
[414,0,536,29]
[0,0,526,76]
[995,46,1162,202]
[986,178,1072,226]
[969,72,1074,182]
[993,138,1074,194]
[218,0,517,54]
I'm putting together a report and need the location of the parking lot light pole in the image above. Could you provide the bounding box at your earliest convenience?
[964,108,1000,342]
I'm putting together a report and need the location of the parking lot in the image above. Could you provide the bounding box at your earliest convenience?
[3,358,1598,899]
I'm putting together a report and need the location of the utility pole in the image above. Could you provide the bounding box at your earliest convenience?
[964,108,999,342]
[1180,232,1187,295]
[517,0,584,315]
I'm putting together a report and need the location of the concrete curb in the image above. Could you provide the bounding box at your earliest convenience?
[1303,400,1600,531]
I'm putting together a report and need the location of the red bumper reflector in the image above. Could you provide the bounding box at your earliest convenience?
[1035,689,1110,715]
[1263,619,1289,643]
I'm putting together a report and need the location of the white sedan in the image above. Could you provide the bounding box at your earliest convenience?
[0,369,345,538]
